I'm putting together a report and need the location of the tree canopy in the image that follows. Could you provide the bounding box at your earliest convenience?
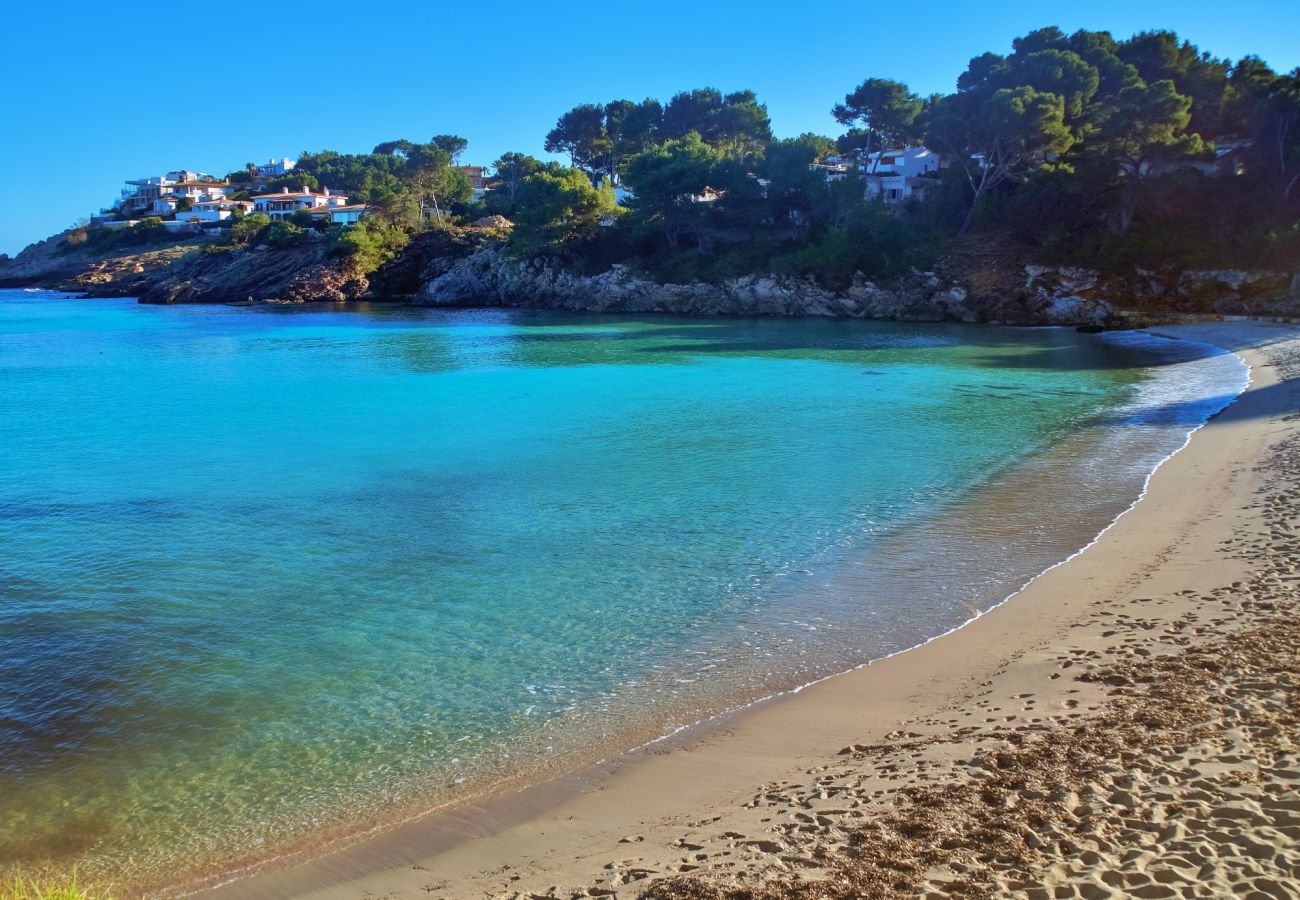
[833,79,924,165]
[503,28,1297,278]
[180,26,1299,288]
[509,167,621,255]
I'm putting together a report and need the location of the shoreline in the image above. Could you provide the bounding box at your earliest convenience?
[0,291,1258,896]
[12,284,1298,332]
[196,319,1300,899]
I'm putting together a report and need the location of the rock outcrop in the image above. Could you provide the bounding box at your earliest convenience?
[133,243,365,305]
[365,227,491,299]
[0,231,369,305]
[1025,264,1300,318]
[5,225,1294,325]
[413,248,1115,326]
[0,232,202,290]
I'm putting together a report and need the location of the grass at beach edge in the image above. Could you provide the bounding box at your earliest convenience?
[0,870,112,900]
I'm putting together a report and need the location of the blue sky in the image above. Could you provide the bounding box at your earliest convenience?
[1,0,1296,255]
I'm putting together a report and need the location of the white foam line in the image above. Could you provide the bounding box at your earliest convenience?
[192,331,1252,896]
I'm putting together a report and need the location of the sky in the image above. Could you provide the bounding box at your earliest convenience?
[1,0,1297,255]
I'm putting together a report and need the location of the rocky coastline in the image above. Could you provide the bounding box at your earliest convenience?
[2,227,1297,327]
[411,247,1070,324]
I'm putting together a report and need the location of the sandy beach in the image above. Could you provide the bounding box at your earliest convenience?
[201,320,1300,900]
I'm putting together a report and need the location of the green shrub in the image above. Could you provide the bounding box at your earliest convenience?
[328,220,410,273]
[262,221,309,249]
[230,212,270,247]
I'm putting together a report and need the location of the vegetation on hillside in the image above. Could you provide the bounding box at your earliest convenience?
[62,217,179,254]
[44,26,1299,293]
[224,135,478,225]
[482,26,1297,283]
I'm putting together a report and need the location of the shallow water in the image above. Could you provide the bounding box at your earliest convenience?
[0,291,1246,885]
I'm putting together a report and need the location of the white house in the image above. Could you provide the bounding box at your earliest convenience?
[169,180,231,201]
[119,175,173,213]
[150,196,181,215]
[862,147,939,176]
[175,199,255,223]
[138,180,229,216]
[252,186,349,220]
[256,157,297,177]
[861,147,940,204]
[118,170,227,215]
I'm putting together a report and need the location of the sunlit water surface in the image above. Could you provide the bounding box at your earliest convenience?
[0,291,1247,885]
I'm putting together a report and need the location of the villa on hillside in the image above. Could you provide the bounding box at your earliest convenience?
[117,170,227,215]
[460,165,489,201]
[860,147,940,204]
[118,176,169,213]
[255,157,297,178]
[801,149,942,204]
[96,162,369,232]
[175,198,255,223]
[149,180,233,215]
[168,179,232,201]
[252,186,350,220]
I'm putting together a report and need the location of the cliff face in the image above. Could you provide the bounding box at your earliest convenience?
[413,247,1115,326]
[0,233,368,304]
[132,244,366,304]
[0,231,203,292]
[365,228,492,299]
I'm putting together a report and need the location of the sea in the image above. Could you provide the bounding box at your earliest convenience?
[0,289,1248,887]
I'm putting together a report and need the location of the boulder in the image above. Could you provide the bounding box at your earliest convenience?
[1037,293,1113,326]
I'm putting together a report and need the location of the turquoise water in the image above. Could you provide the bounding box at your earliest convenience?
[0,291,1246,886]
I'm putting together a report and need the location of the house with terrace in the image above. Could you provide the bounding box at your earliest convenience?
[113,170,230,217]
[860,147,940,204]
[174,198,255,223]
[252,186,349,220]
[255,157,297,178]
[148,180,232,216]
[168,179,231,202]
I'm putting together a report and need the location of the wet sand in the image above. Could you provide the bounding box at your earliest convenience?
[201,321,1300,900]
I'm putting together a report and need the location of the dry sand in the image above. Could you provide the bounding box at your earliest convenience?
[201,321,1300,900]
